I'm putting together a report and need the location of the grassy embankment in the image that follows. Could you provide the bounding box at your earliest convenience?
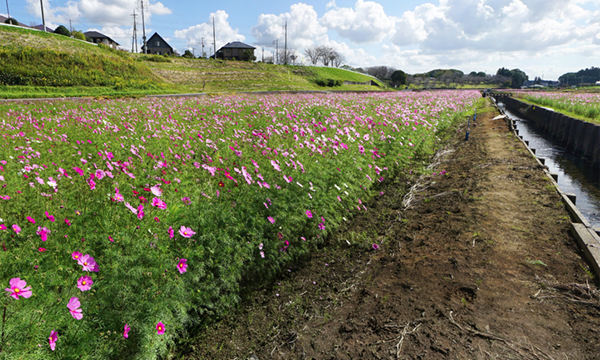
[0,25,383,99]
[514,92,600,125]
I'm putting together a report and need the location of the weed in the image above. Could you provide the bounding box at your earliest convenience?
[526,258,548,267]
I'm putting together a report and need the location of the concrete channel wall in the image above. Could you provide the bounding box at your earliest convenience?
[498,96,600,167]
[491,96,600,284]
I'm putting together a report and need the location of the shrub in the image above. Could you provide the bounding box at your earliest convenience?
[4,18,18,25]
[54,25,71,37]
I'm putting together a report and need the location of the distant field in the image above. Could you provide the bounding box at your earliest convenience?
[515,90,600,124]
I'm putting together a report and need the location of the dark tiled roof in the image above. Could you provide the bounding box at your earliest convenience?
[220,41,256,50]
[84,31,120,45]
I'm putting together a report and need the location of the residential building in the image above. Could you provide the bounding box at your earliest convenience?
[141,33,174,56]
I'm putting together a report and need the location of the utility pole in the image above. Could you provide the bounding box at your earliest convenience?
[284,20,288,65]
[273,39,278,64]
[140,0,147,54]
[201,37,205,58]
[212,17,216,59]
[69,19,72,33]
[131,10,138,53]
[262,47,264,62]
[39,0,46,32]
[192,47,195,57]
[5,0,9,19]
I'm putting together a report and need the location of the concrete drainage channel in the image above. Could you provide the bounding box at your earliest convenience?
[491,97,600,283]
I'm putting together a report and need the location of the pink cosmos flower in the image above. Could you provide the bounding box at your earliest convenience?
[38,247,46,252]
[318,223,326,230]
[109,236,114,242]
[260,251,265,258]
[49,330,58,351]
[71,251,82,261]
[0,224,6,230]
[150,185,163,197]
[67,297,83,320]
[45,211,55,222]
[123,324,130,339]
[305,210,313,218]
[151,197,167,210]
[114,193,124,202]
[78,254,99,272]
[64,218,71,226]
[77,276,93,291]
[5,278,32,300]
[12,224,21,234]
[284,175,292,183]
[36,226,50,241]
[124,202,137,214]
[267,216,275,224]
[95,169,105,180]
[27,216,36,224]
[137,204,144,220]
[372,244,379,250]
[156,322,165,335]
[168,226,174,239]
[179,226,195,238]
[177,259,188,274]
[88,179,96,190]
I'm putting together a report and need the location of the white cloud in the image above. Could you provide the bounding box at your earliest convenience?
[251,3,328,50]
[321,0,395,44]
[174,10,244,53]
[25,0,170,29]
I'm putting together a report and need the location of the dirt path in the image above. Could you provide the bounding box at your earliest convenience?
[183,99,600,360]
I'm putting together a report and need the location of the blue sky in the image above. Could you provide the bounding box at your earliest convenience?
[4,0,600,79]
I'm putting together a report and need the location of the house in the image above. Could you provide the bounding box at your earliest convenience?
[215,41,256,61]
[84,31,120,49]
[141,33,173,56]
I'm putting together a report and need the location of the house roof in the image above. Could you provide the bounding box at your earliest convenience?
[219,41,256,50]
[141,32,174,52]
[30,24,55,32]
[84,31,120,45]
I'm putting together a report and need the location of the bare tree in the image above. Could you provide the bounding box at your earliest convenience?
[316,45,333,66]
[333,53,345,67]
[304,46,320,65]
[366,66,396,79]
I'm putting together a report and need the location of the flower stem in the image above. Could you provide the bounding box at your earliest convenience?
[0,305,6,353]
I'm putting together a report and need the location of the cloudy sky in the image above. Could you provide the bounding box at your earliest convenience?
[4,0,600,79]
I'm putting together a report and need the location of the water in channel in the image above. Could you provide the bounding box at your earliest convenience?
[498,102,600,229]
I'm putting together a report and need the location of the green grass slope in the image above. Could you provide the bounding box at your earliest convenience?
[0,25,384,98]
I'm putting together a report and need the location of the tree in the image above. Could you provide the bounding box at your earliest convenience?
[241,49,257,62]
[333,52,344,67]
[391,70,407,86]
[304,47,320,65]
[71,31,86,41]
[4,18,18,25]
[54,25,71,37]
[182,50,195,58]
[366,66,395,79]
[510,68,528,88]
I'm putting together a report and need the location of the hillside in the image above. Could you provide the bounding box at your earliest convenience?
[0,25,383,98]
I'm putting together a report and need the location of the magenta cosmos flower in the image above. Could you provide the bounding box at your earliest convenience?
[5,278,32,300]
[267,216,275,224]
[137,204,144,220]
[168,226,174,239]
[49,330,58,351]
[36,226,51,241]
[177,259,188,274]
[179,226,195,238]
[305,210,313,218]
[372,244,379,250]
[77,276,93,291]
[67,297,83,320]
[26,216,36,224]
[12,224,20,234]
[78,254,99,272]
[71,251,83,261]
[123,323,130,339]
[156,322,165,335]
[151,197,167,210]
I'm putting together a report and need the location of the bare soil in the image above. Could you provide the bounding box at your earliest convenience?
[181,99,600,360]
